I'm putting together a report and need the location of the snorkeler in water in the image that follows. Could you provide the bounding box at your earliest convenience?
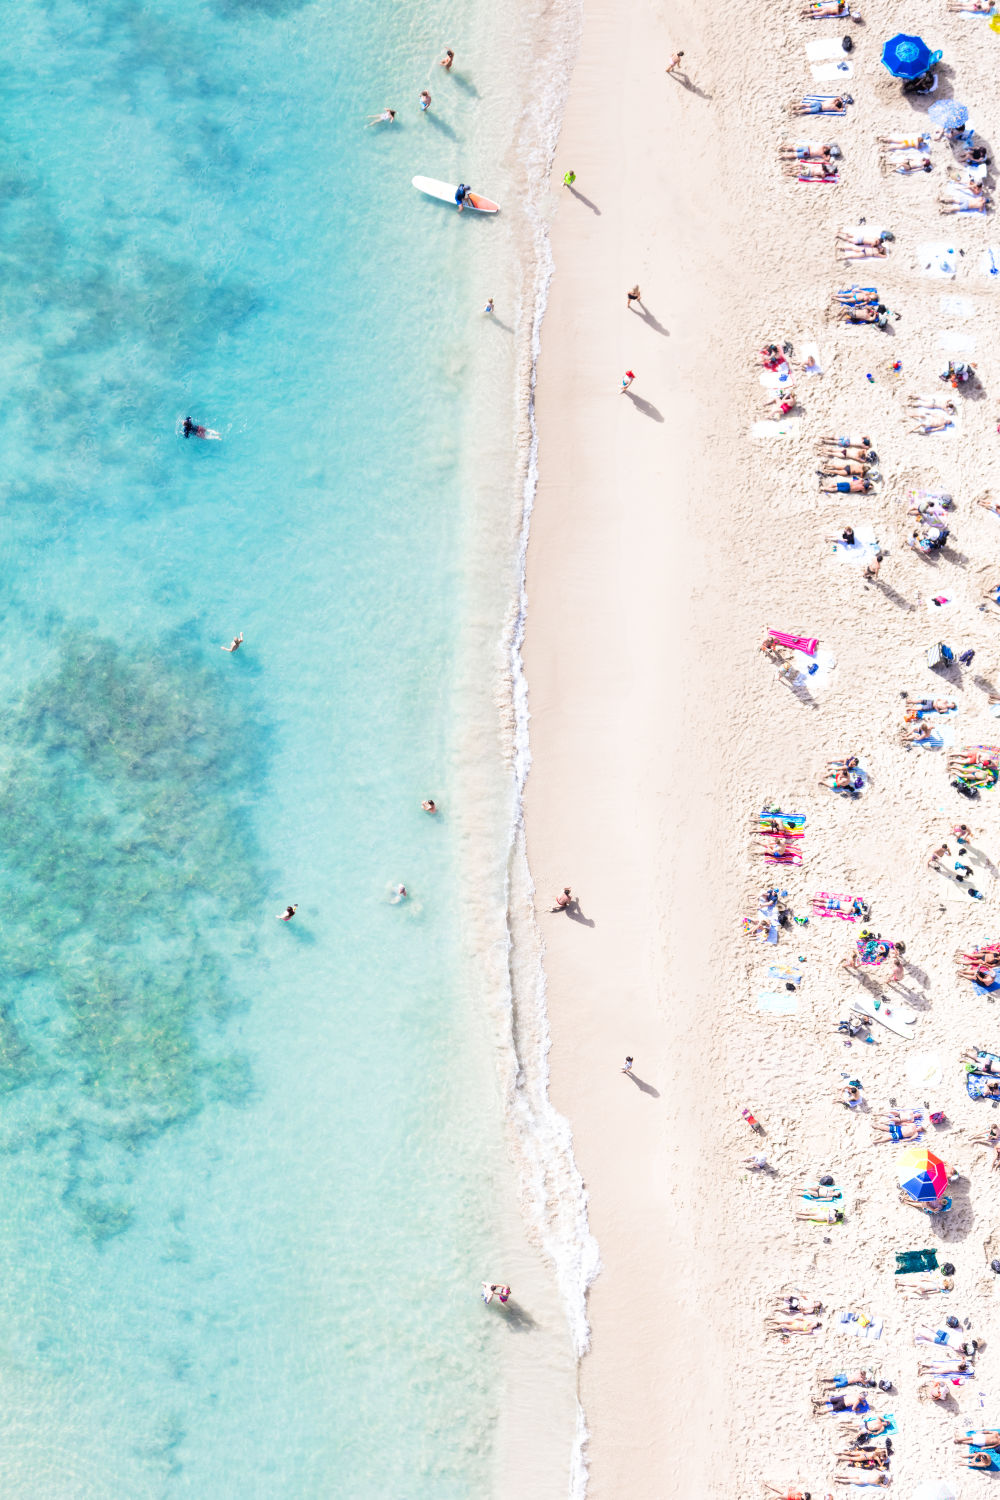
[182,416,221,440]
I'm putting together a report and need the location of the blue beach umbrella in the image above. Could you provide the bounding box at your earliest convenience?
[881,33,941,79]
[928,98,969,132]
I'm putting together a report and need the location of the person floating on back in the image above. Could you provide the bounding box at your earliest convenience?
[277,904,297,922]
[221,632,244,653]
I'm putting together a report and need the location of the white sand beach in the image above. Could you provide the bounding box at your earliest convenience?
[522,0,1000,1493]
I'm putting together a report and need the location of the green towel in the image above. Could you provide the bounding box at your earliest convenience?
[895,1248,938,1274]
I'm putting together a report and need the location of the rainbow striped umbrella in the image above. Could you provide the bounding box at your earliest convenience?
[897,1146,948,1202]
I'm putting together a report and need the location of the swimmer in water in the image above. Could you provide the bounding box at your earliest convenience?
[221,632,244,653]
[391,884,407,903]
[419,90,432,112]
[439,49,454,70]
[182,416,221,440]
[277,904,297,922]
[366,107,396,125]
[422,799,437,813]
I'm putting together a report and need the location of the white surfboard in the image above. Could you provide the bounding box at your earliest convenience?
[849,993,918,1039]
[412,175,500,213]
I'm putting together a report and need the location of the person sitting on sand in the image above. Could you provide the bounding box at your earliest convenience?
[825,528,857,546]
[550,887,573,912]
[820,766,864,793]
[837,1082,863,1107]
[819,477,872,494]
[928,843,953,870]
[789,95,852,116]
[870,1119,924,1142]
[813,1390,870,1414]
[920,1379,951,1403]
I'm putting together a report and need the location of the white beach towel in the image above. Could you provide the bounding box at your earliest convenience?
[978,246,1000,282]
[916,722,957,749]
[918,243,958,278]
[805,38,849,59]
[757,992,799,1014]
[759,369,794,388]
[811,60,854,81]
[751,419,801,439]
[940,295,974,317]
[791,646,836,692]
[833,523,879,566]
[938,331,976,353]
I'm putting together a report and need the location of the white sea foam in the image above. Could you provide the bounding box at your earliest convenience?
[498,0,600,1373]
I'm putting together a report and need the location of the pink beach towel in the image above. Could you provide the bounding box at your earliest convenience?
[768,629,818,656]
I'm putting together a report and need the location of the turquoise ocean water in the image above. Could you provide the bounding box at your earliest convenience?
[0,1,566,1494]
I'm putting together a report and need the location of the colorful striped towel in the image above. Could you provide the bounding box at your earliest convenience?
[813,892,867,921]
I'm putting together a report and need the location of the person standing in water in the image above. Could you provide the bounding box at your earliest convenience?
[276,904,297,922]
[221,632,244,653]
[439,49,454,69]
[419,90,432,111]
[484,297,494,314]
[422,799,437,813]
[455,183,470,212]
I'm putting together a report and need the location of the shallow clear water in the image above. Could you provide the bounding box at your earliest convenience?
[0,1,521,1493]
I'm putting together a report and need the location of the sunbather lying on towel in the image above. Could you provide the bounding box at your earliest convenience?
[961,1048,1000,1072]
[818,458,870,476]
[820,766,864,792]
[835,303,897,325]
[813,1391,870,1414]
[833,1474,888,1487]
[765,1313,823,1333]
[870,1120,924,1141]
[800,0,856,13]
[939,186,990,213]
[839,242,888,260]
[845,1413,893,1440]
[796,1206,845,1223]
[819,476,872,493]
[957,962,997,983]
[822,431,871,448]
[918,1356,968,1373]
[789,95,852,116]
[915,1325,977,1354]
[837,227,893,248]
[817,1368,876,1388]
[820,443,877,462]
[779,141,841,162]
[898,1274,954,1296]
[833,287,878,306]
[884,152,933,174]
[873,1109,923,1124]
[878,132,929,148]
[956,1430,1000,1447]
[786,159,839,180]
[775,1290,823,1313]
[904,694,955,712]
[908,411,955,433]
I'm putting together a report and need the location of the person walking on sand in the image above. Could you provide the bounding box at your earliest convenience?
[419,90,432,111]
[484,297,494,314]
[562,169,576,188]
[366,108,396,125]
[622,1056,634,1075]
[665,50,685,74]
[627,285,642,311]
[550,887,572,911]
[277,904,297,922]
[439,49,454,70]
[620,369,635,393]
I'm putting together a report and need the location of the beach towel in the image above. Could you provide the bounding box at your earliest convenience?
[972,979,1000,995]
[799,341,824,373]
[813,892,868,920]
[969,1447,1000,1470]
[764,850,802,865]
[805,38,849,59]
[757,810,805,826]
[938,331,976,353]
[768,629,817,656]
[979,246,1000,281]
[967,1072,1000,1100]
[750,418,801,439]
[767,965,802,989]
[757,991,799,1014]
[797,171,838,184]
[918,243,958,278]
[940,294,974,317]
[800,95,849,115]
[834,1309,884,1340]
[895,1248,937,1274]
[811,61,853,81]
